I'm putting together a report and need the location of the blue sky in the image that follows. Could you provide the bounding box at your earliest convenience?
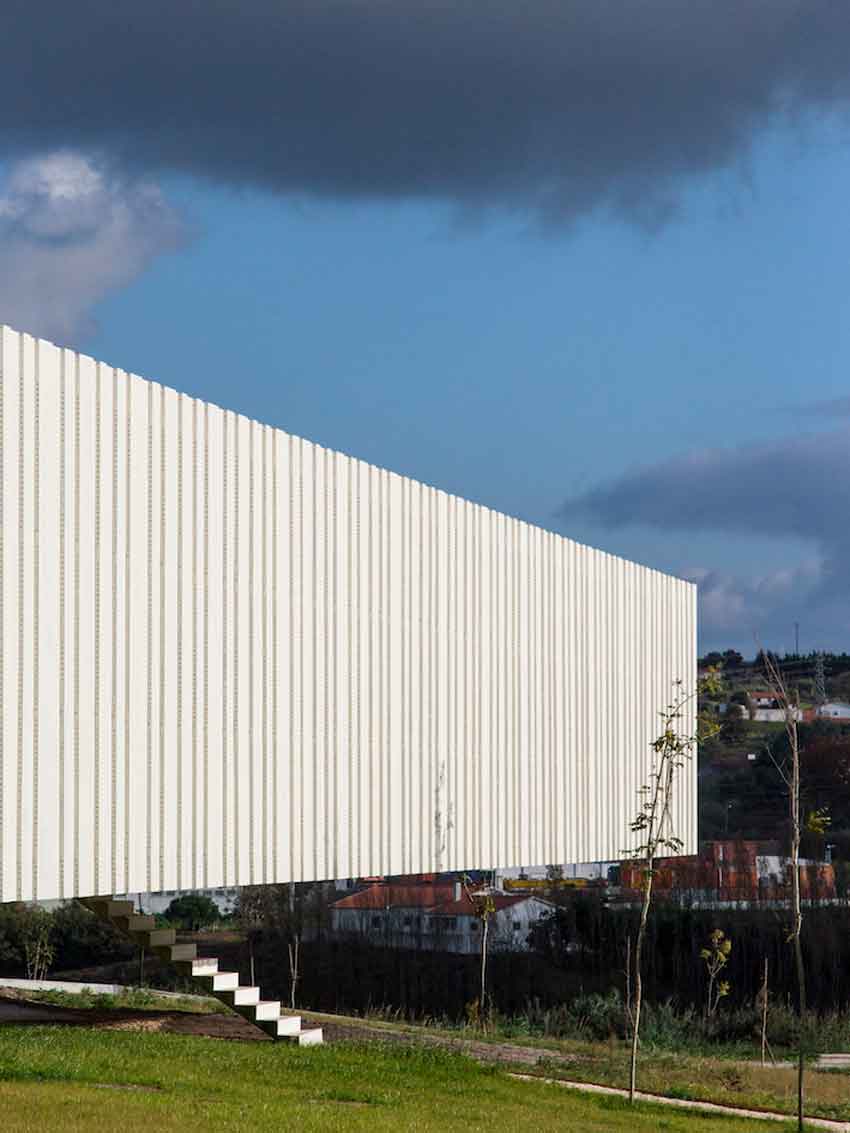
[3,3,850,655]
[78,128,849,655]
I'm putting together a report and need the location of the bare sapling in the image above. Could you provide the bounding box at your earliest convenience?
[624,934,634,1037]
[463,876,496,1030]
[287,933,300,1009]
[626,670,720,1103]
[758,957,773,1068]
[762,652,829,1133]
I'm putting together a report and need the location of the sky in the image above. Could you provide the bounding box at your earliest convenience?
[2,1,850,655]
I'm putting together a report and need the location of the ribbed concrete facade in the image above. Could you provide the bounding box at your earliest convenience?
[0,326,696,903]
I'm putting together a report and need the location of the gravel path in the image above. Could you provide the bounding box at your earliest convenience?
[509,1073,850,1132]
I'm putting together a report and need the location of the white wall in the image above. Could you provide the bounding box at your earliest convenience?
[753,708,802,723]
[330,897,550,954]
[817,703,850,719]
[0,326,697,903]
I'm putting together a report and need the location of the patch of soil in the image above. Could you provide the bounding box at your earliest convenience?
[1,989,575,1067]
[0,992,268,1041]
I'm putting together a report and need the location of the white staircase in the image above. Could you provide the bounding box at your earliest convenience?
[80,897,322,1046]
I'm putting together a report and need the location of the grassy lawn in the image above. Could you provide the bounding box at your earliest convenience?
[284,1007,850,1125]
[0,1025,798,1132]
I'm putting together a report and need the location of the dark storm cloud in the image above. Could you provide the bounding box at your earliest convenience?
[560,430,850,545]
[560,428,850,645]
[3,1,850,220]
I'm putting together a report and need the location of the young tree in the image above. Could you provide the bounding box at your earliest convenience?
[237,883,321,1008]
[762,652,828,1133]
[700,928,731,1018]
[21,906,54,981]
[237,888,265,989]
[626,671,720,1103]
[758,957,773,1068]
[287,926,301,1011]
[462,878,496,1028]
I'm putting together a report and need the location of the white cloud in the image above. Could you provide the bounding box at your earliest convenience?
[684,561,823,642]
[0,151,185,344]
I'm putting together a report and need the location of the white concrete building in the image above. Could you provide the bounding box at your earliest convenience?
[0,326,697,905]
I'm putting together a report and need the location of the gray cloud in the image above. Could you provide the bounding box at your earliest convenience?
[0,152,185,343]
[560,428,850,646]
[1,2,850,223]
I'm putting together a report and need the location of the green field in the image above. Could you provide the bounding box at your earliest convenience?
[0,1025,806,1131]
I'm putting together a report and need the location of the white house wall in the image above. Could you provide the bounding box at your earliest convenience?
[0,326,697,903]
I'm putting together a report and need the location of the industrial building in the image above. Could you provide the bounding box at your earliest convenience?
[0,325,696,905]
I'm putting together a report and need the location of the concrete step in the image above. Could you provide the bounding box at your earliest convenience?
[199,970,238,992]
[82,895,324,1045]
[116,914,156,933]
[83,898,136,919]
[260,1015,315,1040]
[158,942,197,964]
[271,1015,302,1036]
[282,1027,323,1046]
[141,928,177,948]
[174,957,219,978]
[252,1000,281,1022]
[219,985,260,1008]
[190,957,219,976]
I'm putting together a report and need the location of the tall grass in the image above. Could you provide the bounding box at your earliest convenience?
[481,991,850,1055]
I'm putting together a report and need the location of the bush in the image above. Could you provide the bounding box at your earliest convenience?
[0,902,132,979]
[51,902,133,971]
[163,894,220,931]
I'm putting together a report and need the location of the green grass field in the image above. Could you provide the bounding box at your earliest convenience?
[0,1025,806,1131]
[281,1006,850,1125]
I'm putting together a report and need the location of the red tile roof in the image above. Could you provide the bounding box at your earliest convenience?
[332,883,456,911]
[332,883,543,915]
[431,892,527,916]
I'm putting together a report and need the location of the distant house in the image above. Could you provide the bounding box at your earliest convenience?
[330,879,553,954]
[748,691,777,707]
[719,691,802,723]
[752,706,803,723]
[815,702,850,721]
